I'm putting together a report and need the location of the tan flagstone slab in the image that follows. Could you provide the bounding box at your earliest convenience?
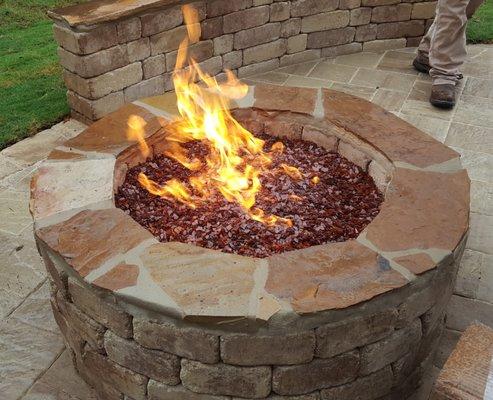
[265,240,409,313]
[376,50,418,75]
[323,89,459,168]
[350,67,416,92]
[0,189,32,235]
[308,61,358,83]
[445,122,493,154]
[253,84,318,115]
[0,155,21,181]
[92,262,140,292]
[365,168,469,253]
[140,242,262,319]
[393,253,436,275]
[36,208,153,278]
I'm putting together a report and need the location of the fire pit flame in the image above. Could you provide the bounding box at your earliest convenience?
[127,4,299,227]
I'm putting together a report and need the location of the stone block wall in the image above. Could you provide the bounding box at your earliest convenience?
[50,0,437,123]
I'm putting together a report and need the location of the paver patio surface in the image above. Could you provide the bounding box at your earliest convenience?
[0,45,491,399]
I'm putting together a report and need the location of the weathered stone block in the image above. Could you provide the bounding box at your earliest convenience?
[143,54,166,79]
[207,0,253,17]
[301,10,350,33]
[338,141,371,170]
[291,0,339,17]
[223,6,270,34]
[68,277,133,338]
[148,381,230,399]
[376,20,425,39]
[307,27,355,48]
[302,126,338,151]
[127,37,150,62]
[134,319,219,364]
[238,58,280,77]
[340,0,362,9]
[287,34,308,54]
[234,23,281,50]
[243,39,287,65]
[83,351,148,400]
[214,35,234,55]
[202,17,224,40]
[124,76,165,102]
[360,319,422,375]
[141,7,183,36]
[272,350,360,395]
[67,90,125,120]
[150,25,188,55]
[281,18,302,37]
[63,62,142,99]
[368,161,390,192]
[362,0,399,5]
[166,40,213,71]
[321,42,362,57]
[58,45,130,78]
[105,330,180,385]
[280,49,320,66]
[350,8,372,26]
[117,18,141,43]
[50,296,85,356]
[220,331,315,366]
[362,38,406,51]
[371,4,413,23]
[320,366,393,400]
[181,359,272,398]
[411,1,437,19]
[316,309,397,358]
[396,285,436,328]
[223,50,243,70]
[53,23,118,55]
[270,2,291,21]
[355,24,377,41]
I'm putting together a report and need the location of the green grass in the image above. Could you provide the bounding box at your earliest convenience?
[0,0,82,149]
[467,0,493,44]
[0,0,492,149]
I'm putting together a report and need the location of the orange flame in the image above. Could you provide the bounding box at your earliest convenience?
[127,4,297,226]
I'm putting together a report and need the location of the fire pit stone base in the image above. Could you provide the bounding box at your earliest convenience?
[31,84,470,400]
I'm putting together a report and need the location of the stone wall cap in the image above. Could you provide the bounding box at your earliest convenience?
[48,0,185,28]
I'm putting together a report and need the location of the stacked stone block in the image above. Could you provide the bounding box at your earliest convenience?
[39,233,458,400]
[51,0,437,123]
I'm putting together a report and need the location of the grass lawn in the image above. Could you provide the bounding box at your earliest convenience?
[0,0,492,149]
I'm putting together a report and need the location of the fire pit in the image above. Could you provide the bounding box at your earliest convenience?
[31,82,469,399]
[31,6,469,398]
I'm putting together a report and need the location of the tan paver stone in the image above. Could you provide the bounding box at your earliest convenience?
[0,127,67,167]
[376,50,418,75]
[0,189,32,235]
[31,157,115,221]
[446,295,493,332]
[277,60,319,76]
[284,75,332,88]
[21,350,97,400]
[462,76,493,99]
[454,94,493,128]
[455,249,491,302]
[445,122,493,154]
[64,103,164,154]
[450,147,493,183]
[330,82,375,100]
[398,113,449,142]
[141,242,261,319]
[0,155,21,180]
[333,51,383,68]
[254,84,318,115]
[371,88,407,111]
[250,71,289,85]
[0,232,45,318]
[350,67,416,92]
[0,318,64,399]
[308,61,358,83]
[93,262,140,291]
[366,168,469,253]
[467,212,493,255]
[266,241,408,313]
[36,208,153,278]
[470,180,493,215]
[401,98,454,121]
[10,281,59,334]
[323,90,460,167]
[393,253,436,275]
[460,61,493,79]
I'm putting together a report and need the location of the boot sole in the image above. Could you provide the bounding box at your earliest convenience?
[430,98,455,109]
[413,59,431,74]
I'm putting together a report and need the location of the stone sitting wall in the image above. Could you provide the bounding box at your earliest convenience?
[50,0,437,123]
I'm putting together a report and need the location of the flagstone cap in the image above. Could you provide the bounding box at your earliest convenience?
[31,85,470,328]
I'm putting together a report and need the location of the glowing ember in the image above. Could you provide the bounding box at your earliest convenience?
[126,4,300,226]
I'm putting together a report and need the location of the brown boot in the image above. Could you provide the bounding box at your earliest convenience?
[430,84,456,109]
[412,55,431,74]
